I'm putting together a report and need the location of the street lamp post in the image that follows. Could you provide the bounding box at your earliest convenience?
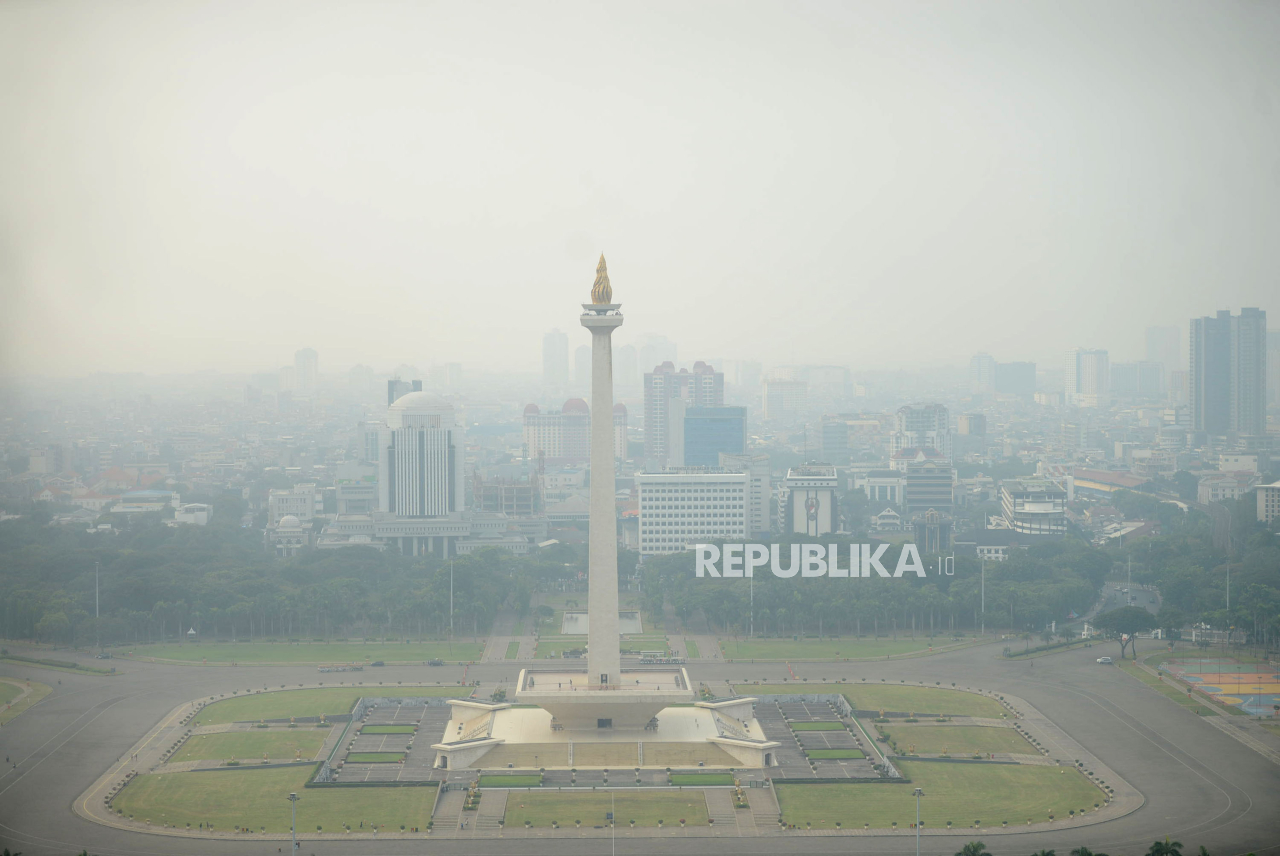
[95,560,101,651]
[287,792,300,851]
[914,787,924,856]
[980,560,985,636]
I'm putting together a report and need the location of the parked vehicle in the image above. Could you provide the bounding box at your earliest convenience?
[1097,656,1113,664]
[427,659,445,666]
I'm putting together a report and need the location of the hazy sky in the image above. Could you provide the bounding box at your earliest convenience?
[2,1,1277,377]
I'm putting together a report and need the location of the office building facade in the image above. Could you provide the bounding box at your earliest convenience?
[377,392,464,518]
[636,468,748,556]
[1191,308,1267,438]
[643,361,724,466]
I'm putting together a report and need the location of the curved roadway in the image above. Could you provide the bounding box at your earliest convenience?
[2,642,1277,855]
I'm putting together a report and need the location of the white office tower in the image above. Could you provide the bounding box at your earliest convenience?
[1064,348,1110,407]
[888,403,952,460]
[542,328,569,390]
[377,392,465,517]
[969,353,996,393]
[294,348,319,397]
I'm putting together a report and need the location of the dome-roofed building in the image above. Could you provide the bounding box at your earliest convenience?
[377,392,464,522]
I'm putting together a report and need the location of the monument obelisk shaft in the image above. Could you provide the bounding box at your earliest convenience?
[581,255,622,687]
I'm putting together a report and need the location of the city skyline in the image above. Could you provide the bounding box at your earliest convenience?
[3,2,1280,376]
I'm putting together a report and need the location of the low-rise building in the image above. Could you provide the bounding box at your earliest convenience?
[1258,481,1280,524]
[637,468,749,556]
[1197,472,1258,504]
[1000,479,1067,537]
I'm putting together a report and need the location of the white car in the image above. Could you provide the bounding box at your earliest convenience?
[1097,656,1113,664]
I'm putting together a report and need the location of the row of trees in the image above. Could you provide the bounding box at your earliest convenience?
[0,504,594,647]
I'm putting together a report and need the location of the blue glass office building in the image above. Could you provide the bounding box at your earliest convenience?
[683,406,747,467]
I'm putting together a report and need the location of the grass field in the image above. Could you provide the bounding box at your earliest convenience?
[720,637,939,660]
[346,752,404,763]
[119,641,484,664]
[503,791,709,827]
[505,641,520,659]
[0,682,22,705]
[0,679,51,725]
[806,749,864,759]
[790,721,845,731]
[112,767,435,832]
[479,774,541,787]
[775,761,1101,829]
[878,726,1033,755]
[684,639,700,659]
[736,684,1006,719]
[194,687,460,726]
[361,725,416,734]
[173,730,327,762]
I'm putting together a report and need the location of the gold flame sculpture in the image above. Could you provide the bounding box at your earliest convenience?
[591,253,612,304]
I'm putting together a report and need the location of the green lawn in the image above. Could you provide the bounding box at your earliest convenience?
[684,639,700,659]
[669,773,733,785]
[505,641,520,659]
[0,679,51,725]
[720,637,936,660]
[879,726,1033,756]
[479,774,542,787]
[775,761,1102,829]
[361,725,416,734]
[806,749,864,759]
[173,730,327,762]
[0,682,22,705]
[346,752,404,763]
[112,767,435,832]
[120,641,483,664]
[736,684,1006,719]
[790,721,845,731]
[504,791,708,827]
[194,687,460,726]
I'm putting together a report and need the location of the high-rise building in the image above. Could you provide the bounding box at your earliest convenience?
[1110,361,1163,400]
[523,399,624,462]
[573,344,592,393]
[542,329,569,390]
[969,353,996,393]
[1268,331,1280,406]
[376,392,464,517]
[1145,326,1181,380]
[675,405,747,467]
[889,404,952,460]
[1191,308,1267,438]
[615,344,639,394]
[994,362,1036,397]
[294,348,318,397]
[386,378,423,406]
[643,361,724,466]
[957,414,986,436]
[762,378,807,422]
[1064,348,1109,407]
[719,452,771,537]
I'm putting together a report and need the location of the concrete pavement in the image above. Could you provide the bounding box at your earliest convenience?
[1,641,1278,855]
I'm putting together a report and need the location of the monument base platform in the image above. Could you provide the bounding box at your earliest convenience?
[431,686,780,771]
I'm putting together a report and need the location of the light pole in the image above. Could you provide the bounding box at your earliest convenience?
[980,559,985,637]
[450,559,455,639]
[611,791,616,856]
[287,792,300,851]
[914,787,924,856]
[749,570,754,638]
[95,560,101,651]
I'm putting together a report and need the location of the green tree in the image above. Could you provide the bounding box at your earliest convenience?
[1146,840,1184,856]
[956,843,991,856]
[1094,606,1157,659]
[1070,848,1109,856]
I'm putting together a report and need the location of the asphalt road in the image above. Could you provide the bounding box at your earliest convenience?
[2,642,1277,856]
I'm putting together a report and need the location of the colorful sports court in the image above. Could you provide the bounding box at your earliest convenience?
[1159,657,1280,716]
